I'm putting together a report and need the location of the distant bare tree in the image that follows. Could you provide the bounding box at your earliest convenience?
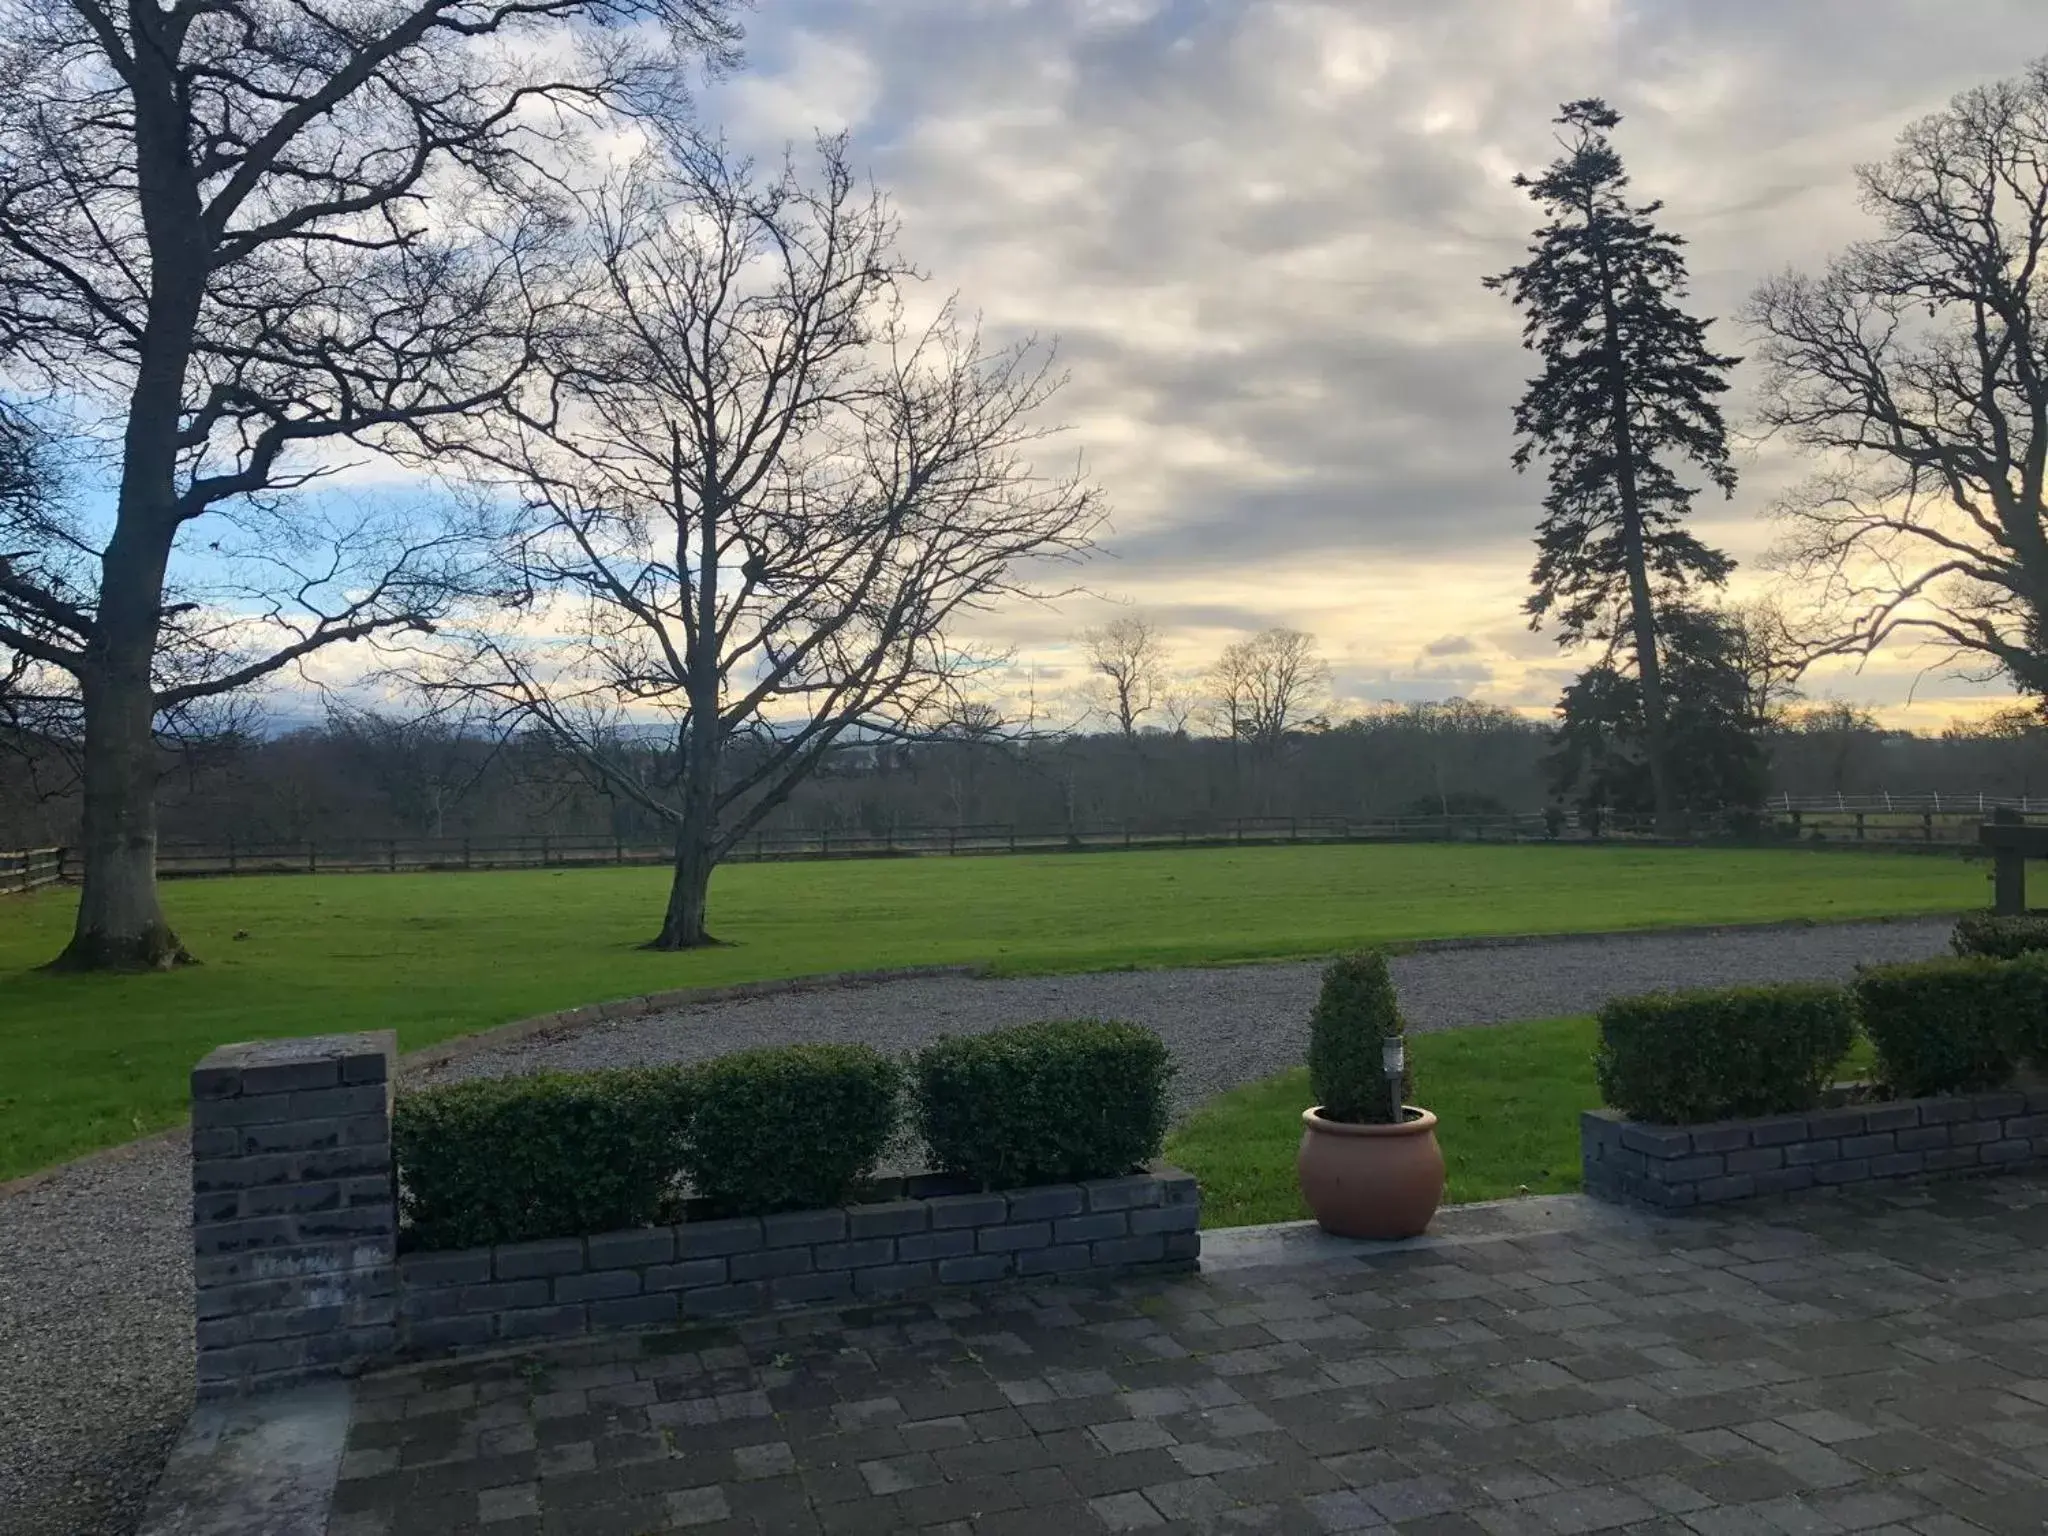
[1779,701,1886,796]
[1156,685,1196,738]
[442,135,1101,949]
[1751,59,2048,701]
[1721,600,1809,729]
[0,0,740,969]
[1205,628,1330,749]
[324,702,496,840]
[1080,616,1166,739]
[1943,702,2047,740]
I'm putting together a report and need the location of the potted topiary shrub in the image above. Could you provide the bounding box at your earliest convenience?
[1297,951,1444,1239]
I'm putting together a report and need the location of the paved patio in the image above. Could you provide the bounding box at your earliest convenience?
[322,1178,2048,1535]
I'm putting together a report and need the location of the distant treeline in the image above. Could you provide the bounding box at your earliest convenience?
[7,697,2048,853]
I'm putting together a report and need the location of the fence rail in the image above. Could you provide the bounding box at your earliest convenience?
[0,847,62,894]
[1773,792,2048,813]
[9,800,2037,888]
[139,814,1563,878]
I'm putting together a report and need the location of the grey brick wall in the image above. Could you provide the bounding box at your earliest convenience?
[1583,1087,2048,1210]
[395,1170,1202,1356]
[190,1031,398,1399]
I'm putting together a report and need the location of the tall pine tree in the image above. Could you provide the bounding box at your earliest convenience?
[1486,99,1740,834]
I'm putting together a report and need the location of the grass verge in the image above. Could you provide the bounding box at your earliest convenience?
[1164,1016,1603,1227]
[0,841,1986,1178]
[1165,1017,1885,1228]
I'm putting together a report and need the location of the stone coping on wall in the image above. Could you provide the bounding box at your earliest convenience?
[1582,1086,2048,1210]
[393,1168,1202,1356]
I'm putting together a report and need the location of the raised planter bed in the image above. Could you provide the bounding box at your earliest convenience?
[1582,1085,2048,1210]
[396,1168,1201,1355]
[190,1030,1202,1397]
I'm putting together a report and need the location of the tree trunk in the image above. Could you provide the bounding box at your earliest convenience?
[1620,529,1679,837]
[648,457,726,951]
[51,659,189,971]
[1595,238,1679,838]
[51,500,191,969]
[649,824,718,950]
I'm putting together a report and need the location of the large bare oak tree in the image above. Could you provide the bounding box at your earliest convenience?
[1751,59,2048,699]
[0,0,738,968]
[443,135,1101,950]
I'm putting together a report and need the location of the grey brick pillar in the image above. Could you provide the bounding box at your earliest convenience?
[190,1031,399,1399]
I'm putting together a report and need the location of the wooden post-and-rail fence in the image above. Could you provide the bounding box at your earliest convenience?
[0,846,63,894]
[0,801,2038,892]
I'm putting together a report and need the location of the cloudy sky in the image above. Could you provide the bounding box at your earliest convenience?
[672,0,2046,728]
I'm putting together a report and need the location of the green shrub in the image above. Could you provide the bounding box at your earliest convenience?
[679,1043,901,1216]
[1852,955,2048,1098]
[1308,951,1411,1124]
[913,1020,1173,1190]
[1952,910,2048,960]
[1595,984,1856,1125]
[394,1068,693,1250]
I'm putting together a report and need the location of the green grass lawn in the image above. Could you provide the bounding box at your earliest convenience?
[0,841,1992,1179]
[1165,1019,1886,1229]
[1164,1016,1603,1227]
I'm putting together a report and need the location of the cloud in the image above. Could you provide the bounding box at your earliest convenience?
[681,4,2048,726]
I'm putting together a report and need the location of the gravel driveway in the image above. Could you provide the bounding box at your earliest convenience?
[421,917,1958,1117]
[0,916,1953,1535]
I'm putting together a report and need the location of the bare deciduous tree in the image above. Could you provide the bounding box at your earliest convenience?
[1721,600,1808,730]
[440,136,1101,949]
[324,701,498,840]
[1079,615,1166,739]
[1205,628,1330,749]
[1751,59,2048,700]
[0,0,739,969]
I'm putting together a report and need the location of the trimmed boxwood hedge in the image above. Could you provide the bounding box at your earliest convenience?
[394,1067,694,1250]
[1595,983,1857,1125]
[1308,952,1410,1125]
[1852,955,2048,1098]
[679,1043,901,1216]
[396,1044,902,1246]
[913,1020,1173,1190]
[1952,910,2048,961]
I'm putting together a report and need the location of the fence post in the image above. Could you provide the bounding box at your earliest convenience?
[1855,812,1865,842]
[1924,812,1934,843]
[387,840,398,874]
[820,829,830,858]
[1994,807,2028,914]
[462,837,472,870]
[1008,828,1017,854]
[307,842,317,874]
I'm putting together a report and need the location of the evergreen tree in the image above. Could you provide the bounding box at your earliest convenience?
[1486,99,1742,834]
[1549,608,1767,828]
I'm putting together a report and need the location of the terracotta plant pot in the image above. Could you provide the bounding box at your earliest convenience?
[1296,1105,1445,1239]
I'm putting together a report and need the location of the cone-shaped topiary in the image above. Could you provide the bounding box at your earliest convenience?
[1308,951,1412,1124]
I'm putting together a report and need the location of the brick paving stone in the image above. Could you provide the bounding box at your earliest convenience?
[323,1175,2048,1534]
